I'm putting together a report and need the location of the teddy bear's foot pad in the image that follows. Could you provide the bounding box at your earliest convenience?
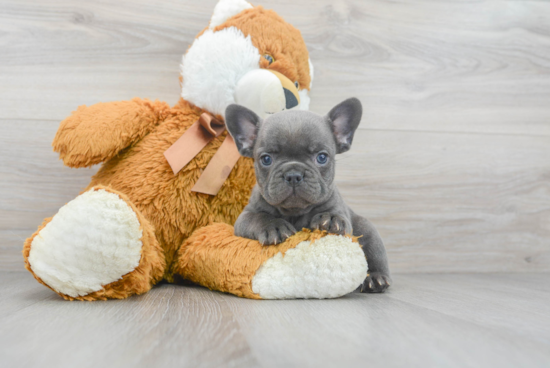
[251,235,368,299]
[27,189,143,298]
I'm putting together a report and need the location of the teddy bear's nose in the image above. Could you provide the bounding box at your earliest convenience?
[284,171,304,186]
[284,88,299,109]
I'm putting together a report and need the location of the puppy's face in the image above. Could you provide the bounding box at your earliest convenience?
[226,98,362,214]
[253,111,336,211]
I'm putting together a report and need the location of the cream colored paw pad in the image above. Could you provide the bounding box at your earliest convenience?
[28,189,143,297]
[251,235,368,299]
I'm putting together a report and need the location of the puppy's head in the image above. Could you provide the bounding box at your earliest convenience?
[226,98,362,214]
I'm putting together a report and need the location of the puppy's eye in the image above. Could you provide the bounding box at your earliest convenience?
[260,154,273,166]
[294,81,299,89]
[316,153,328,165]
[263,54,274,65]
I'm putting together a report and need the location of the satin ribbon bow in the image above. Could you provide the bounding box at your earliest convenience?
[163,112,241,195]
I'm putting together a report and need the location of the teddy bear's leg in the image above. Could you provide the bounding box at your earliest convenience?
[23,186,165,301]
[173,223,368,299]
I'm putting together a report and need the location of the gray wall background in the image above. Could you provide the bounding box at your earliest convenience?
[1,0,549,272]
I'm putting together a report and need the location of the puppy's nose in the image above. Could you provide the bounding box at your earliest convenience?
[284,171,303,186]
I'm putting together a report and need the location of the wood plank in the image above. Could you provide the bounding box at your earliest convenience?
[336,129,550,273]
[0,119,97,230]
[0,272,56,316]
[1,272,549,368]
[2,120,549,273]
[1,0,550,273]
[1,0,549,365]
[0,230,27,271]
[0,272,259,368]
[224,278,550,368]
[302,0,550,136]
[1,0,550,135]
[386,273,550,344]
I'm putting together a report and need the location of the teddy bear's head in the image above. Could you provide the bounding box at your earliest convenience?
[181,0,313,118]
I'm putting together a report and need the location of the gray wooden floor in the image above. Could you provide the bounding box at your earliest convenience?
[1,271,549,368]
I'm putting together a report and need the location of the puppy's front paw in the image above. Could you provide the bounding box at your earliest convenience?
[310,212,351,235]
[257,219,296,245]
[360,272,391,293]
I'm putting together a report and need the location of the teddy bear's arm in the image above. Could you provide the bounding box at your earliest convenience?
[53,98,170,168]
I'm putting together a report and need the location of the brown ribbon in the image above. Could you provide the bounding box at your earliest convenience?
[163,112,241,196]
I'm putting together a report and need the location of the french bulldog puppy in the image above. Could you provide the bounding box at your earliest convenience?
[225,98,391,293]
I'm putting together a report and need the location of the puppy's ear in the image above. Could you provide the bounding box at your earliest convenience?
[327,98,362,153]
[225,104,261,157]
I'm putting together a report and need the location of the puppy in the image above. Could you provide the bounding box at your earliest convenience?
[225,98,390,293]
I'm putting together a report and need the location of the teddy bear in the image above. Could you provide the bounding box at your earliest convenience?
[23,0,368,301]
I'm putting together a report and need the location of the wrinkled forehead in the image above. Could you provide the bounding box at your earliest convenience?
[257,111,334,154]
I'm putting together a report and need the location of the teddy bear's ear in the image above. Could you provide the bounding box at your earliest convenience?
[209,0,253,29]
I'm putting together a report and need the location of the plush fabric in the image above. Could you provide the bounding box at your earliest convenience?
[212,7,312,92]
[23,0,367,301]
[188,6,313,117]
[174,223,366,300]
[181,27,260,117]
[24,186,165,301]
[83,99,256,283]
[251,234,368,299]
[54,99,171,168]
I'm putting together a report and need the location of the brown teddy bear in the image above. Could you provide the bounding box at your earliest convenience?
[23,0,368,301]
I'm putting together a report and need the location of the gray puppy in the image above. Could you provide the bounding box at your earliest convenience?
[225,98,391,293]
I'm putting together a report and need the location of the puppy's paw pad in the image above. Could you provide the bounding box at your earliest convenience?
[360,273,391,293]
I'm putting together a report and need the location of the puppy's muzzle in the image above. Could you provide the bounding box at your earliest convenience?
[284,170,304,187]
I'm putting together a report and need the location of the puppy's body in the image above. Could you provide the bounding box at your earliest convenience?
[226,99,391,292]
